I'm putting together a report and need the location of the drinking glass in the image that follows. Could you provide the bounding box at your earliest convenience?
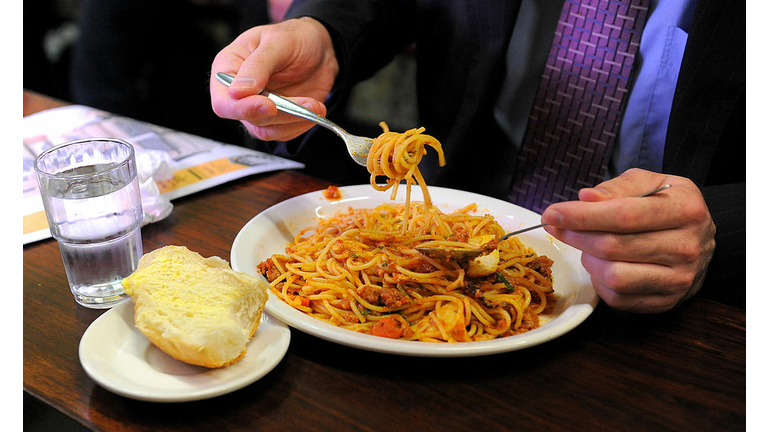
[34,138,144,308]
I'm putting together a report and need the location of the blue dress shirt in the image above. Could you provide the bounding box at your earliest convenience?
[611,0,696,177]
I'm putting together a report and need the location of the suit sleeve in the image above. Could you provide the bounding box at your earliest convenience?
[660,0,744,309]
[697,182,746,309]
[286,0,415,92]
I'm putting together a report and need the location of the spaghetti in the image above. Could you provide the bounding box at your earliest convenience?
[257,202,556,342]
[367,122,445,228]
[257,124,555,342]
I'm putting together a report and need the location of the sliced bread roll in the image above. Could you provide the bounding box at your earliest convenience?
[121,245,268,368]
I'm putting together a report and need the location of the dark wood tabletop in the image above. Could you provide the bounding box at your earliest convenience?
[23,91,746,431]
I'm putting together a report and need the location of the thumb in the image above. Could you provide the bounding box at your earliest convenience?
[229,53,274,98]
[578,168,667,202]
[225,26,285,97]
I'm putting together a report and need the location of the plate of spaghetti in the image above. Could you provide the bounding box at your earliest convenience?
[231,185,598,357]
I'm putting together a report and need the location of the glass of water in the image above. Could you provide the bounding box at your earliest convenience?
[34,138,144,309]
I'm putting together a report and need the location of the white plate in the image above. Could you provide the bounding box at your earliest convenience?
[231,185,598,357]
[79,301,290,402]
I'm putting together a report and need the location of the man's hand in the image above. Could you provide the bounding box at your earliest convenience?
[210,17,339,141]
[541,168,716,313]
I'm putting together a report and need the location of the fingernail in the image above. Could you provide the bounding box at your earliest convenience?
[257,105,272,116]
[592,187,611,198]
[542,209,562,226]
[231,77,255,89]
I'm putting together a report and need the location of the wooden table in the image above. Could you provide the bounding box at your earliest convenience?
[23,91,746,431]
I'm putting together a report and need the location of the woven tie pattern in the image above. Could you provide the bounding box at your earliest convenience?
[507,0,649,214]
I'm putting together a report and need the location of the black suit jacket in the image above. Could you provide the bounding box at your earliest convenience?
[663,0,745,305]
[283,0,745,306]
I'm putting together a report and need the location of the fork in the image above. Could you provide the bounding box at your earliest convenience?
[415,184,673,261]
[215,72,372,166]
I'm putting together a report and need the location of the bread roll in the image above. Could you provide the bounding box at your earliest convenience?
[121,245,268,368]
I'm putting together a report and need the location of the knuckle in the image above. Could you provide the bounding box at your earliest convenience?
[243,103,264,119]
[596,234,623,259]
[675,240,701,264]
[666,272,695,296]
[623,167,646,179]
[678,272,696,292]
[681,199,710,225]
[600,264,628,292]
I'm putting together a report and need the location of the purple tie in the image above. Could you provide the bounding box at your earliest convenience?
[507,0,649,214]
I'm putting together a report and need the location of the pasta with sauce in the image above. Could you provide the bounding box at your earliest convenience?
[257,124,556,342]
[258,202,555,341]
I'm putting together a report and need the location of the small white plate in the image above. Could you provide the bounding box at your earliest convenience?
[231,185,599,357]
[79,301,290,402]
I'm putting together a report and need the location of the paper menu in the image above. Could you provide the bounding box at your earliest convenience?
[23,105,304,244]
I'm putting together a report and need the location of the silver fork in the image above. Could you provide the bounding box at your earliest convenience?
[415,184,674,261]
[215,72,372,166]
